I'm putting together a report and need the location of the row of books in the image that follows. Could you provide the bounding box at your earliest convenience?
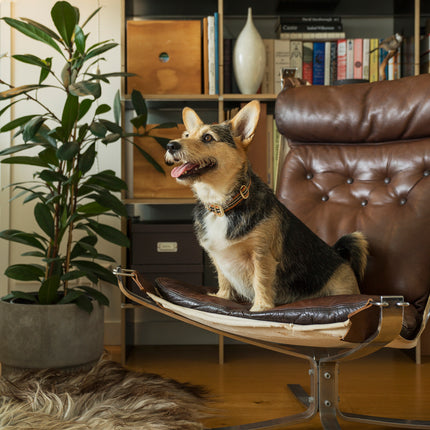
[225,104,288,191]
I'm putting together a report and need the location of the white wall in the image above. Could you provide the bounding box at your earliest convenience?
[0,0,123,344]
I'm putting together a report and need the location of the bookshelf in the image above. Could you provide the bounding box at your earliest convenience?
[119,0,427,363]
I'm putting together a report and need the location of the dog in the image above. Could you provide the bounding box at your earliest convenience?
[165,100,368,312]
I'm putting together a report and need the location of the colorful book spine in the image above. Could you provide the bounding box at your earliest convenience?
[324,41,331,85]
[346,39,354,79]
[214,12,219,94]
[362,39,370,80]
[337,39,347,81]
[302,42,313,84]
[312,41,325,85]
[207,16,215,95]
[353,38,363,79]
[369,38,379,82]
[329,41,337,84]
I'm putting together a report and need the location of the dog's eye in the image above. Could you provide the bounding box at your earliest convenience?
[202,133,214,143]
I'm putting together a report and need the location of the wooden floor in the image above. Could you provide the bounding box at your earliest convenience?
[107,344,430,429]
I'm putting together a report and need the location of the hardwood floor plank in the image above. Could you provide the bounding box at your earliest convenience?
[106,344,430,429]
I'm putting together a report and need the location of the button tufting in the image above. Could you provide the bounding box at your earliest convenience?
[361,200,368,207]
[384,177,391,184]
[424,170,430,177]
[400,198,407,205]
[306,173,313,180]
[321,195,329,202]
[346,178,354,184]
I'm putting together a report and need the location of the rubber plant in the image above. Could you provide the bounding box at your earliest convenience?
[0,1,174,312]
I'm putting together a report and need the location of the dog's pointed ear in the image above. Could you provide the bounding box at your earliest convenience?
[183,107,203,132]
[230,100,260,148]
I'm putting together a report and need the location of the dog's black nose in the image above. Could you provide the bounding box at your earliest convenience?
[167,140,181,152]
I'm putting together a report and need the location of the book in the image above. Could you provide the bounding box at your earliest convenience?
[324,41,331,85]
[223,38,232,93]
[346,39,354,79]
[207,16,216,95]
[369,38,379,82]
[279,32,345,41]
[214,12,219,94]
[353,38,363,79]
[278,23,343,33]
[329,41,337,84]
[302,42,313,84]
[274,39,291,92]
[289,40,303,79]
[312,41,325,85]
[280,16,342,24]
[362,39,370,80]
[337,39,347,81]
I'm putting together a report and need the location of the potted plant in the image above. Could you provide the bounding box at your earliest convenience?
[0,1,173,373]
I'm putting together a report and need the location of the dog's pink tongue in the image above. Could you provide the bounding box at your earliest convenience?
[171,163,198,178]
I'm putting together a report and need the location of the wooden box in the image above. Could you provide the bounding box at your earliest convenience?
[133,124,194,199]
[127,20,202,94]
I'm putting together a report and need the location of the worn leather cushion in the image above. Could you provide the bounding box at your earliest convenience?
[154,277,418,340]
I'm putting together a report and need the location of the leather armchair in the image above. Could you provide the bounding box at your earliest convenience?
[115,74,430,429]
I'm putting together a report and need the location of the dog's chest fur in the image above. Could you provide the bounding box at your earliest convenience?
[197,211,254,300]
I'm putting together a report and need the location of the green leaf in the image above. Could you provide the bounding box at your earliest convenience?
[87,170,127,192]
[81,7,101,29]
[57,141,79,160]
[150,136,171,150]
[101,133,121,144]
[133,142,165,174]
[58,288,84,304]
[39,169,67,183]
[1,156,49,168]
[152,122,177,130]
[39,147,60,166]
[89,191,126,216]
[61,94,79,139]
[76,285,109,306]
[61,270,85,281]
[131,89,147,116]
[77,201,109,215]
[22,116,45,142]
[34,202,54,238]
[12,54,51,69]
[89,121,107,138]
[78,142,96,173]
[75,294,94,313]
[0,84,49,101]
[130,114,147,130]
[87,219,130,247]
[95,104,111,115]
[99,119,122,134]
[69,81,101,98]
[0,144,35,156]
[10,291,39,303]
[2,17,63,56]
[20,17,61,41]
[0,229,46,251]
[51,1,78,47]
[5,264,44,281]
[84,42,117,62]
[39,57,52,84]
[73,259,118,285]
[0,114,38,132]
[74,25,85,54]
[38,275,60,304]
[78,99,93,120]
[113,90,121,125]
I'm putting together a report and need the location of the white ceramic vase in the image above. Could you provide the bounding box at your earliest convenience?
[233,8,266,94]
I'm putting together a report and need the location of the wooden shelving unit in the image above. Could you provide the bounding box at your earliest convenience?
[119,0,427,364]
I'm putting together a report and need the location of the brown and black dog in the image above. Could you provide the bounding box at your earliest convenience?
[165,100,368,312]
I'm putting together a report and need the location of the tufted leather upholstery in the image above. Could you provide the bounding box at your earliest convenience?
[275,74,430,332]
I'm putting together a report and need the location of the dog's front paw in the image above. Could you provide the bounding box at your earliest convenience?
[208,290,232,300]
[250,302,273,312]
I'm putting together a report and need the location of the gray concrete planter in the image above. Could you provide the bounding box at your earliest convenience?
[0,298,104,375]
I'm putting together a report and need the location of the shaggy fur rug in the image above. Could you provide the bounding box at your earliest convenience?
[0,356,209,429]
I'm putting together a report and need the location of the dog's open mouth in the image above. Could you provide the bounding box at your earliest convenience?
[170,159,217,179]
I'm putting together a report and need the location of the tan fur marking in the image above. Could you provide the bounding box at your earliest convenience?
[320,263,360,296]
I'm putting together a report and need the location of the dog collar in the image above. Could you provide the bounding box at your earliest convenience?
[205,178,251,217]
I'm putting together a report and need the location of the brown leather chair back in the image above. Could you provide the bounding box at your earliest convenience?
[275,75,430,324]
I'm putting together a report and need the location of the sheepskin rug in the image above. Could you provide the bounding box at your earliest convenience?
[0,356,209,429]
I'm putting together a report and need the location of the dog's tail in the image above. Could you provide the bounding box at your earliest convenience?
[333,232,369,282]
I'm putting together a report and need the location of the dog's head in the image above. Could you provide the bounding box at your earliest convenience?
[165,100,260,193]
